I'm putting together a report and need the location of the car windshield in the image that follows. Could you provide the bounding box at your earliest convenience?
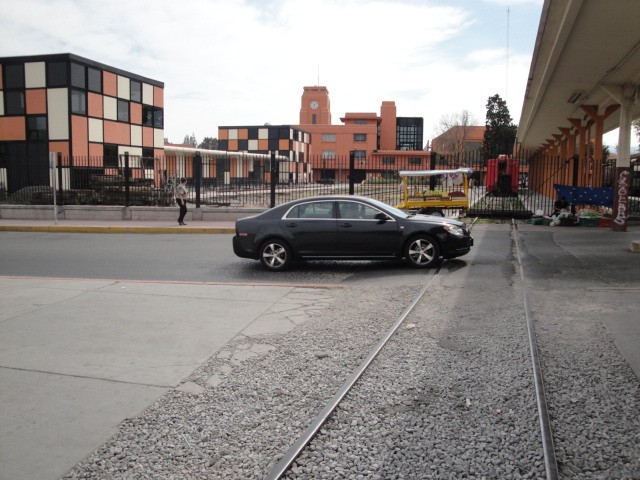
[363,197,411,219]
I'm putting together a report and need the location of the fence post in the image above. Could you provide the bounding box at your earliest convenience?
[270,151,277,208]
[124,152,130,207]
[349,150,355,195]
[57,152,64,205]
[194,151,202,208]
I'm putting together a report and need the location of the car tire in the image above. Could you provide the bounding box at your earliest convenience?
[259,239,292,271]
[404,235,440,268]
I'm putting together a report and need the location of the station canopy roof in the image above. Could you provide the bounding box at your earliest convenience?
[516,0,640,151]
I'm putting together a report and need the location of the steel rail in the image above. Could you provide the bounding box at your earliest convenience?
[512,221,559,480]
[264,264,442,480]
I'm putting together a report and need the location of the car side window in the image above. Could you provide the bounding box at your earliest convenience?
[286,202,334,219]
[338,201,383,220]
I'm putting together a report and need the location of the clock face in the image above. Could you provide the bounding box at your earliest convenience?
[310,101,319,110]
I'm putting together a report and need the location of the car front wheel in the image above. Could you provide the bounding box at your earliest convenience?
[259,240,292,271]
[404,235,440,268]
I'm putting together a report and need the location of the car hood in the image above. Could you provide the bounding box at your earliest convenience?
[409,214,466,227]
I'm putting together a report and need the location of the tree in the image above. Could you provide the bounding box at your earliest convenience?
[482,94,517,160]
[198,137,218,150]
[633,119,640,149]
[434,110,479,159]
[182,133,197,147]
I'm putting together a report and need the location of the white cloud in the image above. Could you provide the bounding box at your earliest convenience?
[0,0,541,143]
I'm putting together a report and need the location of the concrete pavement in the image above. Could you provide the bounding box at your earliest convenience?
[0,275,339,480]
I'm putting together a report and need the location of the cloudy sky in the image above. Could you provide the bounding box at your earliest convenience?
[1,0,550,145]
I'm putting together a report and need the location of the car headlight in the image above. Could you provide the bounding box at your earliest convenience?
[443,223,464,237]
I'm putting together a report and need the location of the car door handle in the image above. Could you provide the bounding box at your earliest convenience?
[339,223,352,228]
[285,222,298,228]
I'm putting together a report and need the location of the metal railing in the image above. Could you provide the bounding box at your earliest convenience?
[1,150,638,219]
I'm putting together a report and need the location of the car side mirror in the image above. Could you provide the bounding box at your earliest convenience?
[375,212,388,222]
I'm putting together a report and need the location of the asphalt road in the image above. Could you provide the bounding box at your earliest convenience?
[0,231,438,286]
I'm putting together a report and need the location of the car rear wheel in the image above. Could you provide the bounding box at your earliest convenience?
[404,235,440,268]
[259,240,292,271]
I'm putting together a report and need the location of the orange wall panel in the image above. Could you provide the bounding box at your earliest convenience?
[0,117,26,140]
[71,115,89,157]
[49,141,70,161]
[104,120,130,145]
[142,126,154,147]
[279,139,289,150]
[26,89,47,114]
[103,71,117,97]
[238,129,248,140]
[228,139,238,150]
[258,139,268,150]
[153,86,163,108]
[130,102,142,125]
[218,129,228,140]
[88,92,103,118]
[89,142,103,158]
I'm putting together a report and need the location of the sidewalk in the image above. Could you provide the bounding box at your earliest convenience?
[0,218,236,234]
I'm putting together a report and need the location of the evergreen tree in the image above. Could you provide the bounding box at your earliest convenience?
[198,137,218,150]
[182,133,197,147]
[482,94,517,160]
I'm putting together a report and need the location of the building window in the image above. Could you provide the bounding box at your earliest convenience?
[27,116,47,141]
[4,64,25,89]
[130,80,141,103]
[382,156,396,165]
[153,108,163,128]
[354,133,367,142]
[322,133,336,142]
[88,67,102,93]
[408,157,422,165]
[355,119,367,125]
[5,91,25,115]
[47,61,68,87]
[353,150,366,159]
[142,105,163,128]
[312,114,317,124]
[321,150,336,159]
[71,90,87,115]
[70,62,86,89]
[117,100,129,122]
[104,144,118,168]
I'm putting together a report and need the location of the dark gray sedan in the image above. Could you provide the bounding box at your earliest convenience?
[232,195,473,271]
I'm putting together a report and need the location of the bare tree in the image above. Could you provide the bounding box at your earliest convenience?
[434,110,478,159]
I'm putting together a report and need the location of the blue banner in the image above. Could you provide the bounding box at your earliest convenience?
[553,184,613,207]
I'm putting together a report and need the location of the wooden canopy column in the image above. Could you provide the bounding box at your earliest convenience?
[568,118,590,187]
[580,105,620,187]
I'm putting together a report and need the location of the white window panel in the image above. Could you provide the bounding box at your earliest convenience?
[118,76,130,100]
[47,88,69,140]
[103,96,117,120]
[25,62,46,88]
[88,118,103,143]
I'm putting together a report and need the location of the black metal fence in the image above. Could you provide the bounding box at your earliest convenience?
[1,150,638,219]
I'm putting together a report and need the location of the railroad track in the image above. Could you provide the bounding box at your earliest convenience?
[264,223,561,480]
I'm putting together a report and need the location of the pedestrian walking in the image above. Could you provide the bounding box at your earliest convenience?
[175,177,188,225]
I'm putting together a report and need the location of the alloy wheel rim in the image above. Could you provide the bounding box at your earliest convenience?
[409,239,434,264]
[263,244,286,267]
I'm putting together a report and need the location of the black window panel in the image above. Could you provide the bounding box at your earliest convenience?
[104,144,119,168]
[153,108,163,128]
[47,61,68,87]
[5,91,25,115]
[27,116,48,141]
[248,128,259,139]
[268,138,279,151]
[70,62,86,89]
[88,67,102,93]
[217,140,228,150]
[267,127,277,139]
[4,64,25,89]
[117,100,129,122]
[238,139,248,150]
[142,105,153,126]
[71,90,87,115]
[130,80,141,103]
[278,127,289,139]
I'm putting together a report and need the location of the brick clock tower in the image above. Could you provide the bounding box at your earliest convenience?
[299,86,331,125]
